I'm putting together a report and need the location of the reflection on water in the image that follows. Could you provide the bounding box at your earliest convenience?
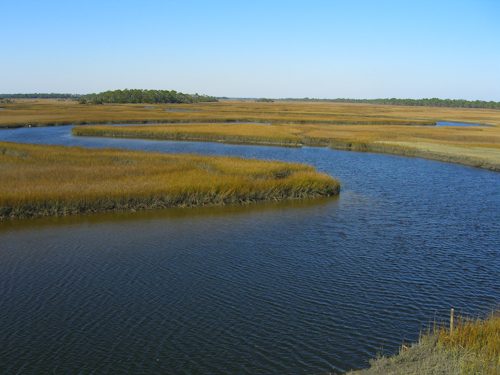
[0,126,499,374]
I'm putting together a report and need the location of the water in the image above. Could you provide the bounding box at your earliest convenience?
[1,126,499,374]
[165,109,202,112]
[436,121,491,127]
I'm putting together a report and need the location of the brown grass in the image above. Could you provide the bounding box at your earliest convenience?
[0,142,340,220]
[3,100,500,171]
[72,123,304,146]
[433,310,500,374]
[73,121,500,171]
[0,100,443,127]
[349,310,500,375]
[2,100,499,128]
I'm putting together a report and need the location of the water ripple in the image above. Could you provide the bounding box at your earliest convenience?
[0,126,499,374]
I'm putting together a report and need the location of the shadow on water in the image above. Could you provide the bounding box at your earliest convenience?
[0,196,339,233]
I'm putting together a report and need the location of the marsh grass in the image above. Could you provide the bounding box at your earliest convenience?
[349,310,500,375]
[72,123,304,146]
[0,142,340,220]
[0,101,444,128]
[72,119,500,171]
[3,100,500,171]
[3,100,500,128]
[432,310,500,374]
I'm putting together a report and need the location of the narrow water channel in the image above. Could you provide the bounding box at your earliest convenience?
[1,126,499,374]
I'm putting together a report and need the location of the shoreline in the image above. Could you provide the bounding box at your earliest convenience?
[347,309,500,374]
[328,141,500,173]
[2,191,337,221]
[72,128,500,173]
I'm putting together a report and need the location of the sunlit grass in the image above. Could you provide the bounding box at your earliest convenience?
[3,100,500,171]
[0,142,340,220]
[2,100,499,128]
[72,123,304,146]
[348,310,500,374]
[0,100,444,128]
[73,120,500,171]
[432,310,500,374]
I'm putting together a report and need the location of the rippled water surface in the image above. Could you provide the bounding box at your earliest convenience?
[1,126,499,374]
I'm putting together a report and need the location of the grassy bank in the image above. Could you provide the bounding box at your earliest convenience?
[73,120,500,172]
[328,141,500,172]
[72,123,304,146]
[0,142,340,220]
[349,310,500,375]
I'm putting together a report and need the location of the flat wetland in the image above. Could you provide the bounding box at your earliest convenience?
[2,99,499,171]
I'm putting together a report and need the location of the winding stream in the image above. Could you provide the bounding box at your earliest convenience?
[1,126,499,374]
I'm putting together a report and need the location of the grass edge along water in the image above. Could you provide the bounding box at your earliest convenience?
[348,309,500,375]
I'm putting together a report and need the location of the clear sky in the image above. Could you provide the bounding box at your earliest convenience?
[2,0,499,100]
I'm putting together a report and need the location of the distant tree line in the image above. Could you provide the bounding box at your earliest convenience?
[281,97,500,110]
[255,98,274,102]
[0,93,80,99]
[79,89,218,105]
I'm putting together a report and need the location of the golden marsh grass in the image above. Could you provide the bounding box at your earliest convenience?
[0,100,443,127]
[72,123,304,146]
[0,142,340,220]
[432,310,500,374]
[348,310,500,375]
[3,100,500,171]
[74,121,500,171]
[2,100,499,127]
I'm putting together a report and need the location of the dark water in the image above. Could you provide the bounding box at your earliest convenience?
[1,126,499,374]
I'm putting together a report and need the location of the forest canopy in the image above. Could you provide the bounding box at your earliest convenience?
[0,93,79,99]
[79,89,218,105]
[281,97,500,110]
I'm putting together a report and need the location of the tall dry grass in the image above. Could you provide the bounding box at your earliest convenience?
[432,310,500,374]
[72,123,304,146]
[0,100,445,128]
[72,120,500,171]
[0,142,340,220]
[348,310,500,375]
[2,100,499,128]
[3,100,500,171]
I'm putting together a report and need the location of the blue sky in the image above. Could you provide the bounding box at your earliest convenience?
[2,0,499,100]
